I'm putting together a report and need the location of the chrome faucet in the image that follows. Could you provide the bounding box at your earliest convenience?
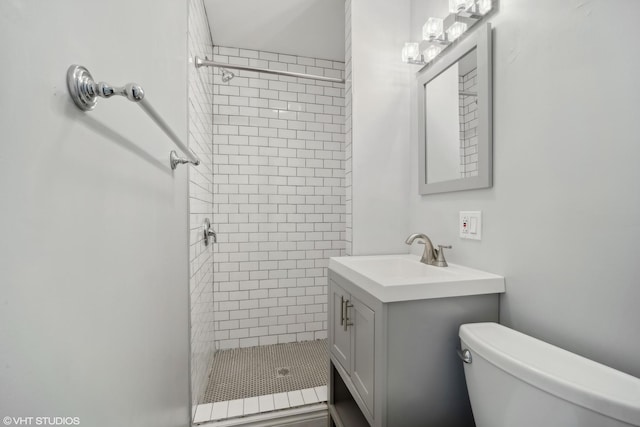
[405,233,452,267]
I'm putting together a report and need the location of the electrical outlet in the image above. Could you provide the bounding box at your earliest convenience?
[460,211,482,240]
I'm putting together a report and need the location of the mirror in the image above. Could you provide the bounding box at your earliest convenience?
[417,23,492,195]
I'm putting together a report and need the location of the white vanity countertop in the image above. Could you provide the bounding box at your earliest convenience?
[329,254,505,303]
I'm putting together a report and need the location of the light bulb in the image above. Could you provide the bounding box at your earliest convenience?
[402,42,420,63]
[446,22,467,42]
[422,18,443,41]
[424,45,443,62]
[463,0,475,10]
[448,0,467,13]
[478,0,492,14]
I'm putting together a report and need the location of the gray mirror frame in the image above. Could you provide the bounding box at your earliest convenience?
[417,23,492,195]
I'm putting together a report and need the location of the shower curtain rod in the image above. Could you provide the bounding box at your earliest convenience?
[194,56,345,84]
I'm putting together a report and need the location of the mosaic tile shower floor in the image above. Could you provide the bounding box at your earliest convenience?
[201,339,328,403]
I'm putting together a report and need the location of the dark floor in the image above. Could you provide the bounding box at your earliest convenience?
[201,339,328,403]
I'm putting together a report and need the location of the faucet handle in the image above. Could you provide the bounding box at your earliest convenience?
[434,245,452,267]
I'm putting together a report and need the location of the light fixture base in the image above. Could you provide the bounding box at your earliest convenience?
[407,59,427,66]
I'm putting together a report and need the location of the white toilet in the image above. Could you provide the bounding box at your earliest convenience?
[459,322,640,427]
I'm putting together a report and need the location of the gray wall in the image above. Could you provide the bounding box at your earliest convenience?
[350,0,412,256]
[0,1,191,426]
[408,0,640,377]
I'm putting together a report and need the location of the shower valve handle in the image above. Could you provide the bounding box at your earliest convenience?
[203,218,217,245]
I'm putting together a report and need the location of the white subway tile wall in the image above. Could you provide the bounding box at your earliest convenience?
[211,46,346,349]
[188,0,215,410]
[345,0,353,256]
[459,68,479,177]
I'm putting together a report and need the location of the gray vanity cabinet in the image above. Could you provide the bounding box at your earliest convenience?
[328,269,501,427]
[330,279,375,417]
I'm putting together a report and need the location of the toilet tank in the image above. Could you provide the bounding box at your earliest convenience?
[459,323,640,427]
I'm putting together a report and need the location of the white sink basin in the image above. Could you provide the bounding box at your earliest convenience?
[329,254,505,302]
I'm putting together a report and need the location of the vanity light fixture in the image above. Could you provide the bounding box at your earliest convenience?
[424,45,443,62]
[446,21,468,42]
[402,0,493,67]
[423,17,444,41]
[477,0,492,15]
[402,42,426,65]
[449,0,469,13]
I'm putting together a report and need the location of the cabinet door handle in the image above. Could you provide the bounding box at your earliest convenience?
[340,296,344,326]
[343,300,353,331]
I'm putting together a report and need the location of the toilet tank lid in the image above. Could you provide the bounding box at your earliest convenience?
[459,323,640,426]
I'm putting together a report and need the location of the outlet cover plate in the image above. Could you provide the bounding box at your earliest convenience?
[460,211,482,240]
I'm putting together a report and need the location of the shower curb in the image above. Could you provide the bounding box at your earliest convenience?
[194,403,327,427]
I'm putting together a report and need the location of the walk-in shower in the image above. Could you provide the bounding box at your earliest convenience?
[187,0,345,424]
[189,43,345,424]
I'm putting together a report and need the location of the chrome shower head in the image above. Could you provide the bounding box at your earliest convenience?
[220,68,235,82]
